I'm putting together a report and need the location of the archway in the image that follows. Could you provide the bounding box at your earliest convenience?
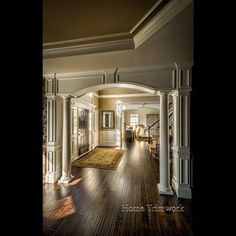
[72,83,157,98]
[43,64,192,198]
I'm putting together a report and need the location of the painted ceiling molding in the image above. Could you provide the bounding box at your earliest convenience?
[43,0,193,58]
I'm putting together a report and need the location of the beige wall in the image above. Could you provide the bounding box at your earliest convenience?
[99,98,117,131]
[99,96,159,104]
[99,96,160,130]
[124,108,158,128]
[99,88,146,95]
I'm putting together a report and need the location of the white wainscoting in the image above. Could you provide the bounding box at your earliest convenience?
[93,131,99,148]
[99,130,118,147]
[93,110,99,148]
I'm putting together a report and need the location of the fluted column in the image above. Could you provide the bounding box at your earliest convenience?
[58,94,73,184]
[158,91,173,195]
[44,94,63,183]
[171,90,191,198]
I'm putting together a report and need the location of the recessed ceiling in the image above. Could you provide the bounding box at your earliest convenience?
[43,2,193,74]
[43,0,194,59]
[43,0,157,43]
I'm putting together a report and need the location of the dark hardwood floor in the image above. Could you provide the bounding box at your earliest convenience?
[43,140,193,236]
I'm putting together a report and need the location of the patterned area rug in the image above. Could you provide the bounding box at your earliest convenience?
[72,147,125,170]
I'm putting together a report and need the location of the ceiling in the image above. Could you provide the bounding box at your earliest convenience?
[43,1,193,74]
[43,0,193,76]
[43,0,158,43]
[43,0,184,58]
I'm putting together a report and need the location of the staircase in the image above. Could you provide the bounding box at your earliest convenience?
[148,107,173,160]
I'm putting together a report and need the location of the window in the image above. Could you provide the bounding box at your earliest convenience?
[130,114,138,129]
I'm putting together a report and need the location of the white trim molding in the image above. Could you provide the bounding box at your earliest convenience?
[44,38,134,58]
[99,130,118,147]
[43,0,193,58]
[72,83,157,97]
[133,0,193,48]
[130,0,164,33]
[44,32,131,47]
[43,63,193,97]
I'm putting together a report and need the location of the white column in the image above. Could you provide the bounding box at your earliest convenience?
[58,94,73,184]
[44,95,63,183]
[158,91,173,195]
[171,90,191,198]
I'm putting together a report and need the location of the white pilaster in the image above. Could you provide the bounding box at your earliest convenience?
[158,91,173,195]
[171,90,191,198]
[58,94,73,184]
[44,95,63,183]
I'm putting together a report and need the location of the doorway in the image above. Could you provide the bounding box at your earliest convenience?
[72,107,89,160]
[78,108,89,155]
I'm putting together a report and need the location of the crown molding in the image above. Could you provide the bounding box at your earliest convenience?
[43,0,193,58]
[130,0,164,34]
[43,32,130,47]
[43,38,134,58]
[133,0,193,48]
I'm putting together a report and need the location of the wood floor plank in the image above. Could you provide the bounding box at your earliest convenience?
[43,140,193,235]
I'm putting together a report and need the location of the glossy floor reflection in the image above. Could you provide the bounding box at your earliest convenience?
[43,140,193,236]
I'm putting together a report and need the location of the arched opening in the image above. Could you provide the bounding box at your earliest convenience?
[71,82,157,98]
[69,83,161,160]
[43,69,192,200]
[43,83,191,233]
[43,82,176,193]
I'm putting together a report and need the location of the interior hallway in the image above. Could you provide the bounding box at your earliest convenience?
[43,140,193,235]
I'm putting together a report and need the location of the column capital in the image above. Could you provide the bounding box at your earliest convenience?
[153,90,159,96]
[171,89,191,97]
[45,94,56,99]
[58,93,73,100]
[158,90,171,96]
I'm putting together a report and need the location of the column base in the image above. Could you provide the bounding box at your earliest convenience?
[158,183,174,195]
[172,177,192,198]
[58,175,74,184]
[177,184,192,199]
[44,168,62,183]
[177,186,192,199]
